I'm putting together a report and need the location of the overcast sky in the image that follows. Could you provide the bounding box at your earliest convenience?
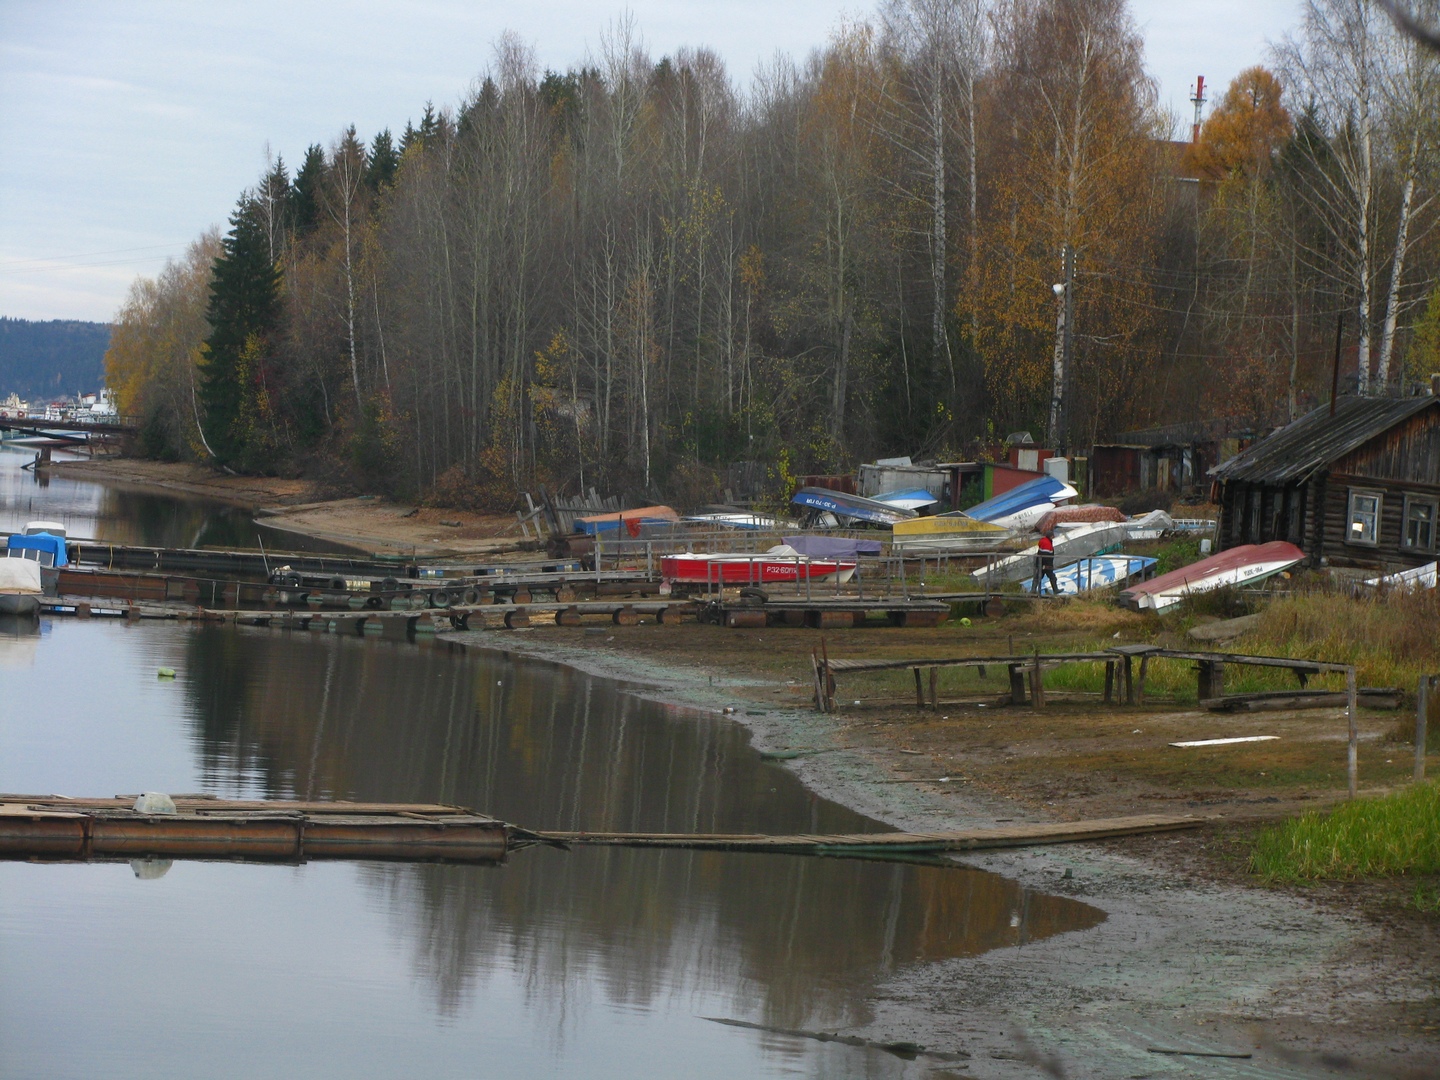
[0,0,1302,323]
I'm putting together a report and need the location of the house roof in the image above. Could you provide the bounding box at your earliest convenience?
[1209,395,1439,485]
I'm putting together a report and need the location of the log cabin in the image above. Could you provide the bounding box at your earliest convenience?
[1209,390,1440,572]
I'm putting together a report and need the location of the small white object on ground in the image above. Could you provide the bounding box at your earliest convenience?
[1170,735,1280,748]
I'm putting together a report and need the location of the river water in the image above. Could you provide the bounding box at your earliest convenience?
[0,450,1104,1079]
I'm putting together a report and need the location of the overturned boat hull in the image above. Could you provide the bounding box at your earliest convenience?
[1120,541,1304,612]
[1019,555,1157,595]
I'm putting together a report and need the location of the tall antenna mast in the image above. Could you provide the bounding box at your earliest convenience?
[1190,75,1206,143]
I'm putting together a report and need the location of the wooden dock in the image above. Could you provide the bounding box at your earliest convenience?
[0,795,515,865]
[0,796,1205,866]
[812,644,1360,714]
[703,597,953,630]
[535,813,1203,854]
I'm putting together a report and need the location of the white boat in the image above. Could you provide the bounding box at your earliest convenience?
[972,522,1129,586]
[1019,555,1157,595]
[1120,541,1304,612]
[0,558,42,615]
[1123,509,1174,541]
[2,521,68,615]
[1363,561,1438,591]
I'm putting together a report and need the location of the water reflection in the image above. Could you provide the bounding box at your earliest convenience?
[0,446,247,544]
[181,627,1104,1028]
[0,445,327,551]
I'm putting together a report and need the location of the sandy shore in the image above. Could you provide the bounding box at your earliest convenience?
[443,623,1438,1079]
[47,457,527,558]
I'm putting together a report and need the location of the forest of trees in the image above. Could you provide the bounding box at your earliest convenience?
[1,318,109,401]
[105,0,1440,503]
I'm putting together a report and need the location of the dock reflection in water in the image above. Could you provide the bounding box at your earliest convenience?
[1,620,1103,1079]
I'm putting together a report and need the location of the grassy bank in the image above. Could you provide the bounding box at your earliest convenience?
[1236,584,1440,689]
[1251,782,1440,888]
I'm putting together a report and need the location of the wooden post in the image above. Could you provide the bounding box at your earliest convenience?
[1103,661,1114,704]
[1031,653,1045,709]
[1124,655,1134,704]
[821,639,834,713]
[1009,664,1027,705]
[1197,660,1225,701]
[929,666,939,711]
[1416,674,1431,783]
[1347,666,1358,799]
[1136,654,1150,705]
[914,667,924,710]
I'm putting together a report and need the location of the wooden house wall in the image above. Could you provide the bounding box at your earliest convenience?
[1218,402,1439,569]
[1317,475,1435,569]
[1331,404,1440,486]
[1321,405,1440,570]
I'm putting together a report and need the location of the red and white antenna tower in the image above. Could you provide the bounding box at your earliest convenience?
[1190,75,1206,143]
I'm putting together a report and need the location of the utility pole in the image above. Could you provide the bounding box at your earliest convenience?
[1048,244,1074,451]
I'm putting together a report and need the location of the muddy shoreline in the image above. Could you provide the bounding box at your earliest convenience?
[445,627,1437,1079]
[45,457,523,557]
[45,454,1440,1075]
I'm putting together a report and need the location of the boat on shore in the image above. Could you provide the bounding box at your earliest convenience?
[1019,555,1157,595]
[973,522,1129,586]
[791,487,918,526]
[891,512,1015,552]
[575,505,680,535]
[661,544,857,586]
[965,476,1078,530]
[1119,541,1304,611]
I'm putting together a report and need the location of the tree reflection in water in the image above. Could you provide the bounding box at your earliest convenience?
[183,626,1104,1030]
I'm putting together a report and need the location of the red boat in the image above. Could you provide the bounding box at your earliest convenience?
[661,545,857,585]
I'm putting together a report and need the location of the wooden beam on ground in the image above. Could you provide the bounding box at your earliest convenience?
[535,814,1203,856]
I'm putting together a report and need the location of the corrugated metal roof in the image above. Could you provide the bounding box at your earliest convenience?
[1209,395,1439,485]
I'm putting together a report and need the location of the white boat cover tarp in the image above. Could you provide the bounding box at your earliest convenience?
[0,558,43,594]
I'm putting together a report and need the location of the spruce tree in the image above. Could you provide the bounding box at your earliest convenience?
[289,144,326,238]
[367,129,399,191]
[200,198,281,468]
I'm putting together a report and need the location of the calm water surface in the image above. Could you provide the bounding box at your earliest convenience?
[1,444,279,550]
[0,458,1104,1079]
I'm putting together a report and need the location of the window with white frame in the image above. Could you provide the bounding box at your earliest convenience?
[1346,489,1382,546]
[1403,495,1437,552]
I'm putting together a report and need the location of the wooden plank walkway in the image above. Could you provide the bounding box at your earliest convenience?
[535,813,1202,854]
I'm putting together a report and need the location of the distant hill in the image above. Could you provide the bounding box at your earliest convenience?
[0,317,111,402]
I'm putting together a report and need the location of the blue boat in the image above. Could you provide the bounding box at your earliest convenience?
[966,476,1076,527]
[790,487,918,526]
[1020,554,1157,595]
[6,532,68,567]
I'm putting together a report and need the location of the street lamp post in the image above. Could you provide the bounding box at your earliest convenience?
[1048,244,1074,451]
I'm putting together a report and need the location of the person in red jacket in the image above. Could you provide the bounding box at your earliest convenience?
[1033,528,1059,595]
